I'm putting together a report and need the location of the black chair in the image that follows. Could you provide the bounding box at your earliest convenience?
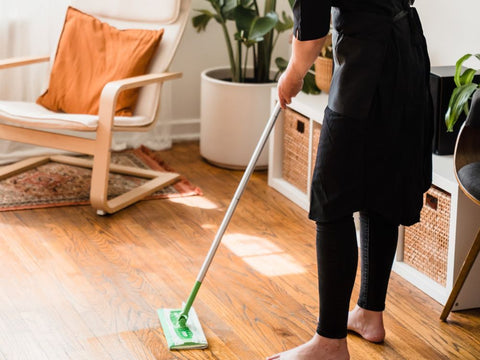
[441,89,480,321]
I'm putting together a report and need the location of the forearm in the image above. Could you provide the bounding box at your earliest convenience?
[287,37,326,79]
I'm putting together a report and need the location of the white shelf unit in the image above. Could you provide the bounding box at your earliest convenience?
[393,155,480,310]
[268,89,480,311]
[268,90,329,211]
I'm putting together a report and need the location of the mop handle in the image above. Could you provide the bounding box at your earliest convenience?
[197,102,282,281]
[179,103,282,321]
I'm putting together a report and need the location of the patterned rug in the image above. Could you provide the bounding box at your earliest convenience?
[0,146,202,211]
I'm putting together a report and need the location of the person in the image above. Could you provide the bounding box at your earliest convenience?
[268,0,433,359]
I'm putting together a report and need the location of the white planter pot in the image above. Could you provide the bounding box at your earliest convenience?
[200,67,277,169]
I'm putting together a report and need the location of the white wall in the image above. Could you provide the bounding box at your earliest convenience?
[416,0,480,66]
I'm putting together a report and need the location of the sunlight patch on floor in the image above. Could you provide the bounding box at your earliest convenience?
[168,196,218,209]
[223,233,305,276]
[201,223,217,230]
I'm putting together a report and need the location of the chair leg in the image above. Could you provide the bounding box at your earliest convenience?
[441,227,480,321]
[0,156,51,180]
[50,152,180,214]
[89,148,113,212]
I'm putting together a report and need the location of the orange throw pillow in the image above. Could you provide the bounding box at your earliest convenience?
[37,7,164,116]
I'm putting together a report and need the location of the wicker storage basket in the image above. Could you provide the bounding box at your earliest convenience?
[314,56,333,93]
[403,185,451,286]
[282,108,322,193]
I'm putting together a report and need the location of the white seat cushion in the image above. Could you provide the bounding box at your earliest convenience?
[0,101,150,130]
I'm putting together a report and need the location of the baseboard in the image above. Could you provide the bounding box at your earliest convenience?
[168,118,200,142]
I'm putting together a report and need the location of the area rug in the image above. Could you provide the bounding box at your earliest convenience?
[0,146,202,211]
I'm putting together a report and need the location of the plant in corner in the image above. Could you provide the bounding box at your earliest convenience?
[192,0,294,84]
[194,0,320,168]
[445,53,480,132]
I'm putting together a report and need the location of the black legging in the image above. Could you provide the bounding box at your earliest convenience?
[315,211,399,339]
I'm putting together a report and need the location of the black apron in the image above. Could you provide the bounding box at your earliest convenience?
[309,0,433,226]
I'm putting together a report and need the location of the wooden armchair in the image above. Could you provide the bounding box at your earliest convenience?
[441,89,480,320]
[0,0,191,214]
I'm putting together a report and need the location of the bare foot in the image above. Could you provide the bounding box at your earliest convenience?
[347,305,385,343]
[266,333,349,360]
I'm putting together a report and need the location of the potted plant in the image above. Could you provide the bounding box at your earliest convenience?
[193,0,294,168]
[193,0,294,83]
[445,53,480,131]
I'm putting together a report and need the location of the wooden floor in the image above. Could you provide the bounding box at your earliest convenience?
[0,141,479,360]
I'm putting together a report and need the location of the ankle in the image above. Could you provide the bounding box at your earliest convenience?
[352,305,383,321]
[311,333,349,358]
[348,305,386,343]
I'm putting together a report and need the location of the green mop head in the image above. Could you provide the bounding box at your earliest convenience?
[158,305,208,350]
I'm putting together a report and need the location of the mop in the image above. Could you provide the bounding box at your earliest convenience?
[158,103,282,350]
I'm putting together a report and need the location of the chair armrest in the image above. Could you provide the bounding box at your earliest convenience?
[103,72,182,93]
[0,55,50,70]
[98,72,182,124]
[97,72,181,131]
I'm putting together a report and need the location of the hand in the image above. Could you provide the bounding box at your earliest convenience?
[277,68,303,109]
[277,37,326,109]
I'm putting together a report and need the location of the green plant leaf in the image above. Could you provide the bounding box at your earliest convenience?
[192,11,215,32]
[273,57,288,81]
[454,53,478,87]
[446,52,480,131]
[248,11,278,42]
[302,72,321,94]
[275,56,288,71]
[222,0,239,19]
[445,83,478,131]
[460,68,477,85]
[459,68,478,86]
[463,101,470,116]
[233,5,256,34]
[275,11,294,33]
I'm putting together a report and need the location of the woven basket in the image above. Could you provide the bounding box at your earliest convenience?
[282,108,310,193]
[314,56,333,93]
[403,185,451,286]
